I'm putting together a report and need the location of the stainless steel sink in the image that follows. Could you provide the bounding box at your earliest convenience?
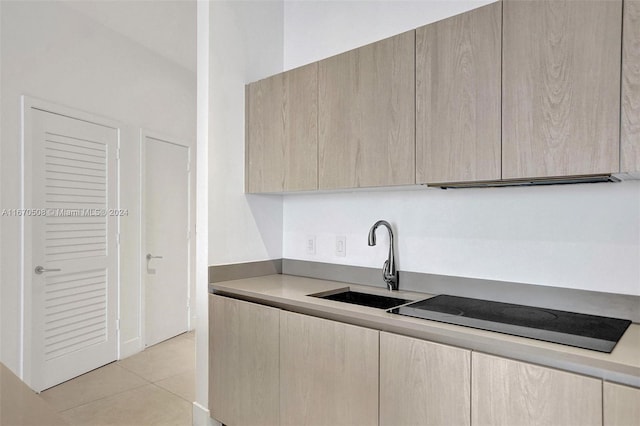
[310,288,412,310]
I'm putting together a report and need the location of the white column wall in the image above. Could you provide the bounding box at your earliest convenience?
[196,1,285,423]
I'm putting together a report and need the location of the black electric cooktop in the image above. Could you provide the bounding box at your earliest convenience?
[390,295,632,353]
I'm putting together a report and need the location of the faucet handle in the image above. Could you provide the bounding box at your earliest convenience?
[382,260,390,280]
[382,260,399,291]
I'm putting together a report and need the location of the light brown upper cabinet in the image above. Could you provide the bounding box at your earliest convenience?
[318,31,415,190]
[472,352,602,426]
[502,0,622,179]
[622,0,640,173]
[246,63,318,193]
[416,2,501,184]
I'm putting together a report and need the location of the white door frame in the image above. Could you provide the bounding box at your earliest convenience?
[20,95,122,387]
[139,129,193,348]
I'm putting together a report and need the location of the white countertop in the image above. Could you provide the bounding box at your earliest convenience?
[211,274,640,387]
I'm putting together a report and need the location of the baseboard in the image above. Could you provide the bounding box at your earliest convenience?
[190,314,198,331]
[119,336,142,360]
[192,402,220,426]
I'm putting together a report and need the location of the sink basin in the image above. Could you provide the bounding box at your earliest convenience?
[310,288,412,310]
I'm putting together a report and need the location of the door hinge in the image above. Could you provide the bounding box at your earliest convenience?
[117,233,121,245]
[116,319,120,331]
[187,160,191,172]
[116,148,121,160]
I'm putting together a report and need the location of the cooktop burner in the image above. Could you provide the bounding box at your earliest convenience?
[390,295,631,353]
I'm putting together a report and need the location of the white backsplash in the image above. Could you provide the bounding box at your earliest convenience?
[283,181,640,296]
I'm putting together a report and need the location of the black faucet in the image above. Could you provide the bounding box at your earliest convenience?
[367,220,399,291]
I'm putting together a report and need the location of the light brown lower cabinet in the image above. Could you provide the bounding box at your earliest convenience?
[209,295,280,426]
[209,296,636,426]
[279,310,379,426]
[379,332,471,426]
[472,352,602,426]
[604,382,640,426]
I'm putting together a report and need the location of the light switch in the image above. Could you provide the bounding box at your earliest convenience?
[306,235,316,255]
[336,236,346,257]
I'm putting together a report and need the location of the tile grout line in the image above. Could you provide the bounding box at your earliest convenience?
[115,361,156,382]
[149,381,195,405]
[116,359,194,385]
[42,363,151,413]
[57,381,151,415]
[52,333,195,415]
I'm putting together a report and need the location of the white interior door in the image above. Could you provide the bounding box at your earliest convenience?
[26,106,119,392]
[143,135,190,347]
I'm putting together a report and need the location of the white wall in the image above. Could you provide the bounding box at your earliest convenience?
[284,0,494,69]
[0,0,3,363]
[195,0,640,421]
[208,1,284,266]
[0,1,196,374]
[281,0,640,297]
[284,183,640,295]
[196,1,284,422]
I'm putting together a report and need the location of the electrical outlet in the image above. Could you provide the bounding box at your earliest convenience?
[306,235,316,255]
[336,236,346,257]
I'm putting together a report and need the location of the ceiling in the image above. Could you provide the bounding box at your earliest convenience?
[63,0,196,73]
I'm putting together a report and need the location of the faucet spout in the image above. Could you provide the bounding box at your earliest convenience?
[367,220,398,291]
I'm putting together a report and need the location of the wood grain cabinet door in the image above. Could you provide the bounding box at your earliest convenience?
[502,0,622,179]
[604,382,640,426]
[472,352,602,426]
[379,332,471,426]
[246,63,318,193]
[416,2,501,184]
[622,0,640,173]
[280,311,379,426]
[318,31,415,190]
[209,295,280,426]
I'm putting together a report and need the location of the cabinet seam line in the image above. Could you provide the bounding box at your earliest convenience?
[470,350,473,424]
[619,0,624,173]
[500,0,504,180]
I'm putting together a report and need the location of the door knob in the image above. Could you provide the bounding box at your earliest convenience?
[34,266,62,274]
[146,254,163,260]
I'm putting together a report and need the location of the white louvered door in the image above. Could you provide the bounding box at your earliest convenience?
[29,108,118,391]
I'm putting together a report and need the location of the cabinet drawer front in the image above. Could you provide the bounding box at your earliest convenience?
[472,352,602,426]
[380,332,471,426]
[604,382,640,426]
[209,295,280,426]
[280,311,378,426]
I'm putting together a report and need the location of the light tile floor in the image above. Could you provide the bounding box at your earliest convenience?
[41,331,195,426]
